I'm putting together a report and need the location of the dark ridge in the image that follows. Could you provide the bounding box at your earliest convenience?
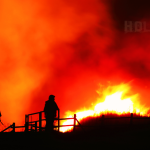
[1,113,150,149]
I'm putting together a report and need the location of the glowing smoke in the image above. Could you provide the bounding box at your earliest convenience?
[0,0,114,125]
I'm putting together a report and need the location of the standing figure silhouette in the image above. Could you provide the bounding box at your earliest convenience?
[44,95,59,132]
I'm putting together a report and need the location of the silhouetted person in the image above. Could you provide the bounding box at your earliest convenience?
[44,95,59,132]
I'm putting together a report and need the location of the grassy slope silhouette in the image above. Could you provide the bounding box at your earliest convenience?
[1,113,150,149]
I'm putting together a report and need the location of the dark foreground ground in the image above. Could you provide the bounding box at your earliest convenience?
[1,125,150,150]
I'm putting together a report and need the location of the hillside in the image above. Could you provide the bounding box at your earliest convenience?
[1,113,150,149]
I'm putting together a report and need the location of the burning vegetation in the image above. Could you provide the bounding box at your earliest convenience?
[59,83,150,132]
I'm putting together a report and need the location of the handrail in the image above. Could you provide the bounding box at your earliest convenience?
[25,109,61,132]
[1,123,15,132]
[1,124,13,132]
[15,126,25,128]
[27,111,44,116]
[27,117,77,124]
[24,112,81,132]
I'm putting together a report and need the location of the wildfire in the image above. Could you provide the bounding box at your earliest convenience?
[59,83,149,132]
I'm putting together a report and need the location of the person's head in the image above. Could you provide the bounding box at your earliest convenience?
[49,95,55,101]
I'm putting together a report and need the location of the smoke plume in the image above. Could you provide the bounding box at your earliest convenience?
[0,0,150,126]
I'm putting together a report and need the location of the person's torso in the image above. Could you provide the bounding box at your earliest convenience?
[45,100,57,114]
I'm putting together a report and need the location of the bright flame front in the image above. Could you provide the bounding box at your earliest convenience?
[59,83,149,132]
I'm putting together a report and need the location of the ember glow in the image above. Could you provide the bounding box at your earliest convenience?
[60,83,149,132]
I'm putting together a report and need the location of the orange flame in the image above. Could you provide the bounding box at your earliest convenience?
[60,83,149,132]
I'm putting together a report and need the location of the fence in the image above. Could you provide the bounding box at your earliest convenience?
[1,110,82,132]
[1,112,150,132]
[0,123,25,132]
[24,110,82,132]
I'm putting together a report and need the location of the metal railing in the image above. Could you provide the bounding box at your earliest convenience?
[1,123,15,132]
[24,110,82,132]
[1,110,81,132]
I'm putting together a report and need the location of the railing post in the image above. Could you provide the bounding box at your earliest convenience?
[25,122,29,132]
[12,123,15,132]
[39,112,42,132]
[58,109,60,132]
[31,116,32,131]
[25,115,29,123]
[74,114,76,132]
[101,114,105,126]
[35,121,37,132]
[31,124,33,132]
[25,115,29,132]
[130,113,133,126]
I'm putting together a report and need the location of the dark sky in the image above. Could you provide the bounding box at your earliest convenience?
[107,0,150,31]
